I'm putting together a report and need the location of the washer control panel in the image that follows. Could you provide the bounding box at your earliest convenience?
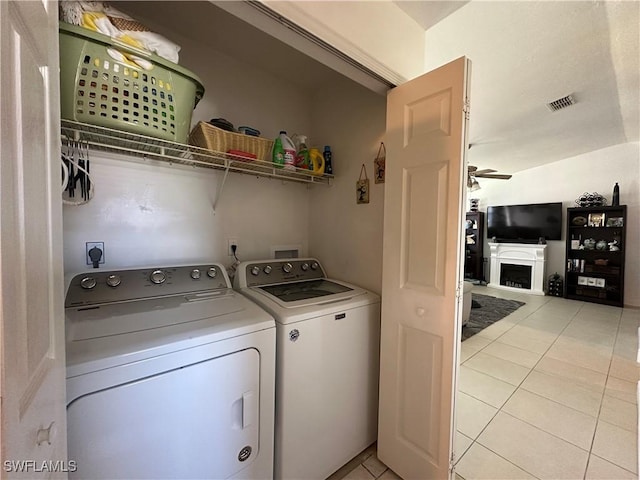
[66,264,229,307]
[241,259,325,287]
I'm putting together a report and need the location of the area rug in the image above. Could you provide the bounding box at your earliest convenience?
[462,293,525,341]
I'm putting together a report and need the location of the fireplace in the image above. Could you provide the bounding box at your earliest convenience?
[488,242,547,295]
[500,263,532,289]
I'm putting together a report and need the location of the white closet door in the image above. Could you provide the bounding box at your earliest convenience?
[0,1,67,476]
[378,57,470,479]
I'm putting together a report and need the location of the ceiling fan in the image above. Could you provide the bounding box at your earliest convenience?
[467,165,512,191]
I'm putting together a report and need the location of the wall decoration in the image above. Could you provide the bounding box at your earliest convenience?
[356,164,370,204]
[374,142,385,184]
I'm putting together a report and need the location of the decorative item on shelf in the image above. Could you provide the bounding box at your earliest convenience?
[356,164,370,204]
[612,182,620,206]
[583,238,596,250]
[575,192,607,207]
[595,239,608,251]
[469,198,479,212]
[587,213,605,227]
[538,236,546,245]
[608,239,620,251]
[547,273,563,297]
[594,259,609,266]
[571,216,587,226]
[374,142,385,184]
[606,217,623,227]
[570,240,580,249]
[466,234,476,244]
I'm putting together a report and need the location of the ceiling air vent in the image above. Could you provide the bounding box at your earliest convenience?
[546,94,576,112]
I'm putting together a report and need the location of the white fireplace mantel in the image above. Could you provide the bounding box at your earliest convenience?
[488,242,547,295]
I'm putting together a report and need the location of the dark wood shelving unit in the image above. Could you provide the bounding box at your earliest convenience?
[464,212,485,282]
[564,205,626,306]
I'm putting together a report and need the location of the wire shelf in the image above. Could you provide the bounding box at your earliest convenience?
[60,120,334,185]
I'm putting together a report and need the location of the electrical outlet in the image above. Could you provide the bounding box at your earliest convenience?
[227,238,238,256]
[86,242,105,265]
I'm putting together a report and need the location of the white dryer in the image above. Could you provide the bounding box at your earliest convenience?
[65,263,275,480]
[234,258,380,480]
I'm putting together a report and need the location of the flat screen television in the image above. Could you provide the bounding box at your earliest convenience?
[487,202,563,242]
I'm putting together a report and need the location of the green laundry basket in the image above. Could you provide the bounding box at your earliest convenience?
[59,23,204,143]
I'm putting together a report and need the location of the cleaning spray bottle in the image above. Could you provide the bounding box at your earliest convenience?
[293,134,310,169]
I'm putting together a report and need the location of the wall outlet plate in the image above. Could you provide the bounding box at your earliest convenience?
[86,242,105,265]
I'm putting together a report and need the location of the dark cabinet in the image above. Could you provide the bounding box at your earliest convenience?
[464,212,485,282]
[564,205,626,306]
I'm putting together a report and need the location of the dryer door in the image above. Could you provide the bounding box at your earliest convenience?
[68,348,260,479]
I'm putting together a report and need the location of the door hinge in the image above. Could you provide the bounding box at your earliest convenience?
[463,98,471,120]
[449,451,456,474]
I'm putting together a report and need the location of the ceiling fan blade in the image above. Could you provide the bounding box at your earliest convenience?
[475,173,512,179]
[474,169,497,175]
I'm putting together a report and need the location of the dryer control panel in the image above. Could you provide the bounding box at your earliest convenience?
[236,258,326,288]
[66,264,230,307]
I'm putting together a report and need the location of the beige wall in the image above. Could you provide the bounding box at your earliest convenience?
[469,142,640,307]
[264,1,426,86]
[308,77,387,294]
[62,13,388,283]
[63,18,317,274]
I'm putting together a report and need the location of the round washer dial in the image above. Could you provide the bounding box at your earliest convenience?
[80,277,97,289]
[150,270,166,284]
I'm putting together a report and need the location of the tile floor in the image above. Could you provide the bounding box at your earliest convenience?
[333,285,639,480]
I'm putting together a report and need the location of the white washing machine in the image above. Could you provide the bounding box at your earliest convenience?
[65,263,276,480]
[234,258,381,480]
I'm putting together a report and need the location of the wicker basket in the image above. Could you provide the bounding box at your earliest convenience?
[189,122,274,162]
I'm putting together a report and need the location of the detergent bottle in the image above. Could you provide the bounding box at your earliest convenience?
[272,134,285,168]
[293,134,310,169]
[308,148,325,175]
[279,131,296,170]
[323,146,333,175]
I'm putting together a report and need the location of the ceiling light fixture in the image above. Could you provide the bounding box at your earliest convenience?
[467,175,481,191]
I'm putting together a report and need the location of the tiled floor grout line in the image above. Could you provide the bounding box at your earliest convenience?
[342,294,637,480]
[455,296,600,477]
[582,307,629,478]
[455,302,555,473]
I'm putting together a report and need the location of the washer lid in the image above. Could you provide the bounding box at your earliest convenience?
[258,279,353,302]
[66,290,242,341]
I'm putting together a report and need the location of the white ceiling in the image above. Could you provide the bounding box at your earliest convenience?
[114,1,639,178]
[399,0,640,176]
[394,0,469,30]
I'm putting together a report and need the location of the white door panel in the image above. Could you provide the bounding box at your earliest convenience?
[378,57,470,479]
[1,1,66,477]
